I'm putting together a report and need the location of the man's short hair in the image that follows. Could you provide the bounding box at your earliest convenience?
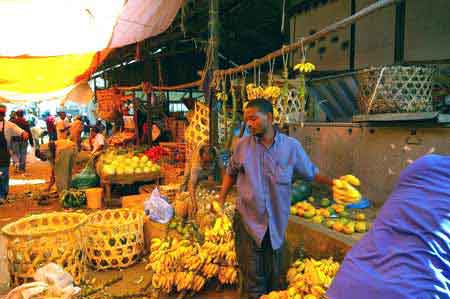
[245,98,273,115]
[16,110,24,117]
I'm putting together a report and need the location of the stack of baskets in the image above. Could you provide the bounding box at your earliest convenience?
[83,209,144,270]
[1,212,87,286]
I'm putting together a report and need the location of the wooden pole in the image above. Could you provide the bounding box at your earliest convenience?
[208,0,220,146]
[147,83,153,147]
[133,91,140,146]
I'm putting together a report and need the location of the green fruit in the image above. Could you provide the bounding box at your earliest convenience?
[303,209,316,219]
[326,220,335,228]
[312,215,324,224]
[339,210,350,218]
[339,218,350,225]
[320,198,331,207]
[308,196,315,204]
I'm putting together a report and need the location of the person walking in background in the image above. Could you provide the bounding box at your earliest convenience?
[69,115,83,151]
[0,105,28,204]
[10,110,33,172]
[55,111,70,140]
[44,112,57,141]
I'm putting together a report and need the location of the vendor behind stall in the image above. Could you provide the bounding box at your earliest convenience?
[327,154,450,299]
[181,144,224,216]
[89,126,105,154]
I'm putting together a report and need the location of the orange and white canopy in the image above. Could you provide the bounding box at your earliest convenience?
[0,0,183,104]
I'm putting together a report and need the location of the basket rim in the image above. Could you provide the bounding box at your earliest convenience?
[1,212,88,238]
[86,208,144,228]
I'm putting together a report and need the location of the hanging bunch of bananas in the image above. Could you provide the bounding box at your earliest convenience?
[216,91,228,101]
[246,83,265,100]
[263,86,281,101]
[333,174,362,205]
[293,61,316,73]
[261,257,340,299]
[218,266,239,285]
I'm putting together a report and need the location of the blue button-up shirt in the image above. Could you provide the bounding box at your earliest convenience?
[227,131,318,250]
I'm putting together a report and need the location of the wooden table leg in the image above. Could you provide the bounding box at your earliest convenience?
[104,183,112,205]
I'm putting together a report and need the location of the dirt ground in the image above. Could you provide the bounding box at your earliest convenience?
[0,153,238,299]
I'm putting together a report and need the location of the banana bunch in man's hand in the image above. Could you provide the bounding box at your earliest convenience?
[332,175,362,205]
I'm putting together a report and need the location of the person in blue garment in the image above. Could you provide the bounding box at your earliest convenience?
[327,154,450,299]
[219,99,334,299]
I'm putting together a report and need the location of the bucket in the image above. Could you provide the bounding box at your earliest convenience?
[85,188,103,209]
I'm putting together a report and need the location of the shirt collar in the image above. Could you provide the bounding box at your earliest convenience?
[254,127,281,148]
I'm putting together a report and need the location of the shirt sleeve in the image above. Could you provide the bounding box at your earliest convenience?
[226,141,243,177]
[292,139,318,182]
[7,121,24,137]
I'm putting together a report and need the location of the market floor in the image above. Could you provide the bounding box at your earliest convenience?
[0,154,239,299]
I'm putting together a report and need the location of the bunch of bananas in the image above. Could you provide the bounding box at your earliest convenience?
[293,61,316,73]
[263,86,281,100]
[147,237,208,294]
[174,271,205,292]
[261,257,340,299]
[218,266,238,285]
[333,174,362,205]
[216,91,228,101]
[246,84,265,100]
[151,272,175,293]
[202,263,220,279]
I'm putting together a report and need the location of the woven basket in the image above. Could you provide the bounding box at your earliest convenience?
[357,66,436,114]
[84,209,144,270]
[1,212,87,286]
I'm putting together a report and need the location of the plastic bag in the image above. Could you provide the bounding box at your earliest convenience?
[34,263,73,289]
[71,159,99,189]
[144,188,173,224]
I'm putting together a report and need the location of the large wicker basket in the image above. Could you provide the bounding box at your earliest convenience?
[1,212,87,286]
[84,209,144,270]
[357,66,436,114]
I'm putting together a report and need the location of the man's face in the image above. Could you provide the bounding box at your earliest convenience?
[244,107,272,137]
[60,112,66,119]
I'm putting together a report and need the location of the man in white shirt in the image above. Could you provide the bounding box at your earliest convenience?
[55,111,70,140]
[0,104,29,203]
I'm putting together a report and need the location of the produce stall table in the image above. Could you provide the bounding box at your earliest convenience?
[101,172,162,203]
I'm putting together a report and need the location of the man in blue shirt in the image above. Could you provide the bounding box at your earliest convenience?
[327,154,450,299]
[219,99,333,299]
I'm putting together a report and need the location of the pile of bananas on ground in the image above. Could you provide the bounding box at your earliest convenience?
[333,175,362,205]
[293,61,316,73]
[261,257,340,299]
[201,202,238,285]
[145,238,207,294]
